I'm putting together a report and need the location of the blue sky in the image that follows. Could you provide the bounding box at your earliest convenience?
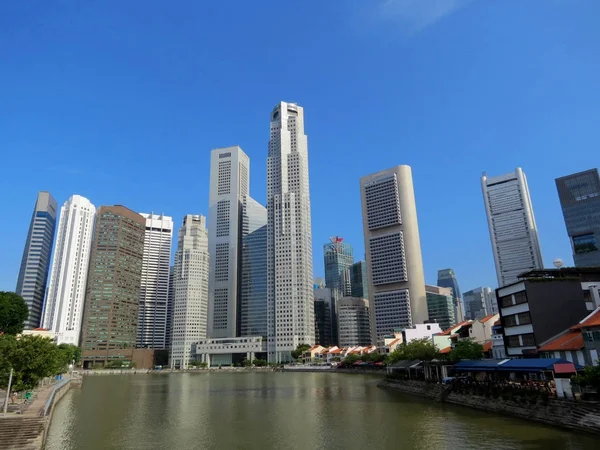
[1,0,599,293]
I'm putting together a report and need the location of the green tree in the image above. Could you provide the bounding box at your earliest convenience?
[291,344,311,360]
[252,359,267,367]
[0,291,29,335]
[57,344,82,367]
[572,365,600,390]
[0,334,18,387]
[387,338,439,364]
[447,339,484,362]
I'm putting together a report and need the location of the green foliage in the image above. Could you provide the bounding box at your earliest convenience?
[0,291,29,335]
[572,365,600,390]
[447,339,484,362]
[341,352,385,365]
[387,338,439,364]
[291,344,311,360]
[188,360,206,368]
[57,344,82,366]
[252,359,267,367]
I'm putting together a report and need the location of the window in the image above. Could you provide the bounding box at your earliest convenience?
[517,312,532,325]
[521,334,535,346]
[499,295,513,308]
[504,314,518,327]
[513,291,527,305]
[507,335,520,347]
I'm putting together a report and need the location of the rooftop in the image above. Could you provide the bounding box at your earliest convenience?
[538,331,584,352]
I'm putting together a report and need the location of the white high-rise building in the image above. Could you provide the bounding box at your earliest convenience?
[267,101,315,363]
[208,146,250,339]
[137,213,173,349]
[42,195,96,345]
[170,215,209,369]
[481,168,543,287]
[360,165,427,340]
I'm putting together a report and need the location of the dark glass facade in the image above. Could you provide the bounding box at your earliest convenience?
[314,297,333,347]
[437,268,463,320]
[556,169,600,267]
[348,261,368,299]
[239,224,268,338]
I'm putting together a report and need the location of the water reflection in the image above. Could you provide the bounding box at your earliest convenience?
[46,373,598,450]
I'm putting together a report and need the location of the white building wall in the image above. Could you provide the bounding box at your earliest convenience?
[42,195,95,345]
[137,213,173,349]
[208,146,250,339]
[403,323,442,343]
[360,165,427,340]
[170,215,210,369]
[267,102,315,363]
[481,168,543,287]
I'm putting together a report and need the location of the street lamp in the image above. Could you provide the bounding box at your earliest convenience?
[3,368,13,415]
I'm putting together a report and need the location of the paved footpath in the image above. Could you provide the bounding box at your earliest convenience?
[1,382,57,417]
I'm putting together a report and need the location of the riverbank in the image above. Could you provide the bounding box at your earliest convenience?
[379,379,600,436]
[80,367,279,375]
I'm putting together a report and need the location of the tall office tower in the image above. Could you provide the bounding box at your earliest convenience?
[360,165,427,340]
[338,297,372,347]
[324,236,354,345]
[556,169,600,267]
[208,146,250,339]
[481,168,543,287]
[314,287,334,346]
[267,101,315,362]
[463,287,497,320]
[16,191,57,329]
[171,215,210,369]
[166,266,175,349]
[137,213,173,349]
[239,196,268,338]
[425,285,456,331]
[347,260,369,299]
[42,195,96,345]
[80,206,146,367]
[436,268,464,325]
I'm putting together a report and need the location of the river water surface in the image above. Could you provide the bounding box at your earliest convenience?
[46,373,598,450]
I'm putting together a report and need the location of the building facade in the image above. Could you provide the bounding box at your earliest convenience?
[425,285,456,331]
[42,195,96,345]
[208,146,250,339]
[347,260,368,299]
[166,265,174,349]
[314,287,334,346]
[556,169,600,267]
[437,269,464,323]
[324,236,353,345]
[338,297,372,347]
[137,213,173,349]
[463,287,497,320]
[360,165,427,339]
[267,102,315,362]
[239,196,268,338]
[170,215,210,369]
[481,168,544,287]
[16,191,57,329]
[80,206,146,368]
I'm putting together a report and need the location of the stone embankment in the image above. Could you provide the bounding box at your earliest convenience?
[379,379,600,436]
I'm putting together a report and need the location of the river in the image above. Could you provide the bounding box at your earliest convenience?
[46,373,598,449]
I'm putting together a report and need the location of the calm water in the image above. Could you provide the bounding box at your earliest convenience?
[46,373,598,450]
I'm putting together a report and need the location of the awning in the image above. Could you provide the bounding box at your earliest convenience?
[553,363,577,374]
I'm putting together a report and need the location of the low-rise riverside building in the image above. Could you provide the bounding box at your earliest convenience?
[193,337,265,367]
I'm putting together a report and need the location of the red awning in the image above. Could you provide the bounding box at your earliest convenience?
[553,363,576,374]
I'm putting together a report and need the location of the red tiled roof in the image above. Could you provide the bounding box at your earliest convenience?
[308,345,322,352]
[493,320,501,327]
[572,308,600,329]
[329,348,342,354]
[439,346,451,354]
[480,315,496,324]
[538,330,584,352]
[387,338,400,347]
[482,341,493,352]
[33,327,48,331]
[439,320,472,335]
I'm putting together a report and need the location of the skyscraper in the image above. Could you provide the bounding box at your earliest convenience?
[80,206,146,368]
[166,265,175,349]
[137,213,173,349]
[42,195,96,345]
[16,191,57,329]
[463,287,497,320]
[425,285,456,331]
[314,286,334,346]
[347,260,369,299]
[239,196,268,338]
[481,168,543,287]
[267,101,315,362]
[360,165,427,340]
[323,236,354,345]
[208,146,250,339]
[170,215,210,369]
[556,169,600,267]
[338,297,372,347]
[436,269,464,324]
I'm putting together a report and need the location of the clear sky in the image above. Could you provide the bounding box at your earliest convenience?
[1,0,599,293]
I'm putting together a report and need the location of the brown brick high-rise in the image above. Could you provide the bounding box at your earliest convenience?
[81,205,146,368]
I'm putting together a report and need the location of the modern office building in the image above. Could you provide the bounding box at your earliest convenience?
[360,165,427,339]
[208,146,250,339]
[42,195,96,345]
[425,285,456,331]
[166,265,174,349]
[239,196,268,338]
[323,236,353,345]
[137,213,173,349]
[346,260,369,299]
[16,191,57,329]
[556,169,600,267]
[80,206,146,368]
[314,287,334,346]
[463,286,497,320]
[170,215,210,369]
[437,268,464,323]
[481,168,544,287]
[267,102,315,362]
[338,297,372,347]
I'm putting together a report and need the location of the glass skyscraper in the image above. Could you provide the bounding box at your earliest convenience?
[556,169,600,267]
[16,191,57,329]
[425,285,456,331]
[324,237,354,345]
[437,268,464,322]
[347,260,368,299]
